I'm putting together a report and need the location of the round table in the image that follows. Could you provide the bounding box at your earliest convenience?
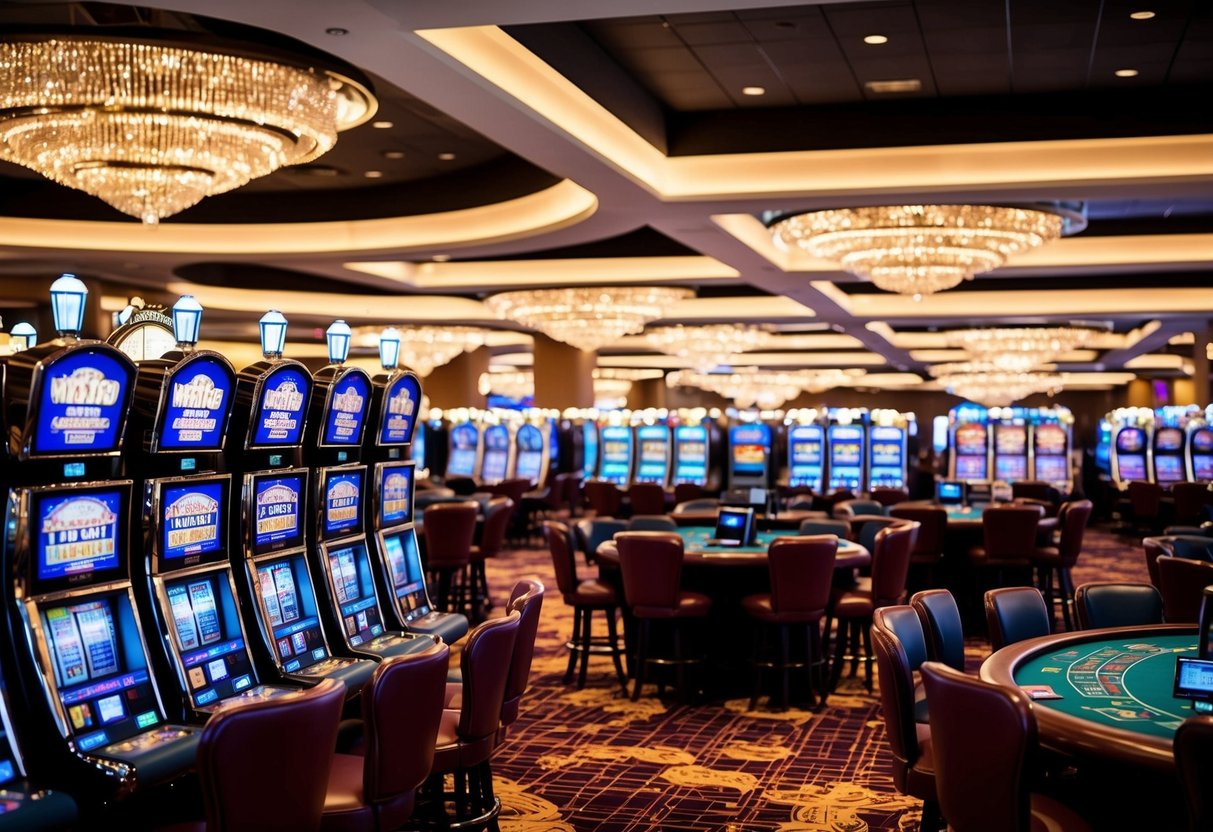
[980,624,1197,771]
[595,527,870,569]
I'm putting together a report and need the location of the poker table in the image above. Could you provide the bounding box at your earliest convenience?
[595,527,870,570]
[981,625,1197,771]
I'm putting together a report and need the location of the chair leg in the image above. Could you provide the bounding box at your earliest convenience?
[564,607,581,685]
[779,624,791,710]
[829,619,848,692]
[1059,567,1075,631]
[673,625,687,704]
[920,798,943,831]
[861,619,874,692]
[605,608,628,692]
[749,624,764,711]
[849,620,861,677]
[632,619,649,701]
[577,607,592,690]
[806,622,820,710]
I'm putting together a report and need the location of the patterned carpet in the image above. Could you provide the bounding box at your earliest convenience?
[477,524,1153,832]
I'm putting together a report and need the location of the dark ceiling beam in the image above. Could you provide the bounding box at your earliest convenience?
[1097,319,1196,370]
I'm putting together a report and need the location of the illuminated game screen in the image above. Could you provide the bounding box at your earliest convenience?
[160,478,227,565]
[158,355,233,451]
[1033,455,1069,483]
[1194,455,1213,481]
[379,528,430,622]
[730,425,770,475]
[254,555,328,673]
[936,481,965,505]
[377,462,415,528]
[32,347,133,455]
[955,455,988,480]
[481,425,510,484]
[994,424,1027,454]
[321,370,371,447]
[1033,424,1067,455]
[164,574,257,708]
[955,423,988,455]
[446,424,479,478]
[674,426,708,485]
[1155,455,1185,484]
[583,422,599,478]
[42,594,162,750]
[1117,427,1146,454]
[635,426,670,482]
[994,456,1028,482]
[714,507,754,546]
[321,468,363,540]
[789,426,824,485]
[1193,429,1213,455]
[1117,454,1147,481]
[869,426,904,468]
[1156,427,1184,452]
[515,424,545,484]
[34,487,124,587]
[323,541,385,648]
[829,426,864,467]
[250,364,309,448]
[599,426,633,484]
[250,472,305,555]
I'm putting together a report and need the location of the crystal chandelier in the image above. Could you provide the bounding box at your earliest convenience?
[0,34,375,224]
[667,368,854,410]
[930,362,1063,407]
[643,323,773,370]
[945,326,1097,372]
[767,205,1064,299]
[478,370,533,400]
[486,287,692,353]
[593,377,632,408]
[353,326,485,377]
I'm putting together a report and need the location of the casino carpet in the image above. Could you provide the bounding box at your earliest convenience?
[476,525,1152,832]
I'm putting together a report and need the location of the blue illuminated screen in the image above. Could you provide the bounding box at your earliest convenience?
[36,489,123,582]
[378,373,420,446]
[322,469,363,539]
[161,479,225,562]
[377,462,414,528]
[251,472,305,554]
[322,370,371,446]
[164,574,257,708]
[158,356,233,450]
[324,541,385,647]
[33,348,133,455]
[251,365,309,448]
[255,555,327,673]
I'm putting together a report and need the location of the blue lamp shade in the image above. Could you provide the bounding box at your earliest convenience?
[172,295,204,347]
[50,273,88,336]
[326,319,352,364]
[379,327,401,370]
[9,322,37,352]
[259,310,288,358]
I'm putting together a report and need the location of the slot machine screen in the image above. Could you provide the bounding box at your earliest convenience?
[249,364,309,448]
[378,528,430,622]
[599,426,633,484]
[31,347,134,456]
[635,426,669,482]
[321,370,371,447]
[250,471,306,555]
[994,456,1028,482]
[1192,429,1213,455]
[254,555,328,673]
[674,425,708,484]
[1156,427,1184,452]
[32,486,126,593]
[955,423,988,455]
[320,468,364,540]
[994,424,1027,455]
[1033,456,1069,483]
[829,427,863,467]
[583,422,599,478]
[41,593,162,750]
[1034,424,1067,456]
[955,455,988,480]
[446,424,479,478]
[1116,455,1147,481]
[163,574,258,708]
[515,424,545,484]
[160,478,228,567]
[376,462,415,528]
[869,427,904,468]
[730,425,771,475]
[321,541,386,648]
[1195,455,1213,482]
[377,373,421,446]
[480,425,510,484]
[1155,455,1185,484]
[1116,427,1146,454]
[157,354,234,451]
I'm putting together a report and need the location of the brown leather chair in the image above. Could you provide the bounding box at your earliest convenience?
[1127,480,1165,533]
[968,505,1044,595]
[921,662,1091,832]
[545,521,627,690]
[1175,714,1213,832]
[573,517,627,568]
[870,606,940,831]
[323,643,450,832]
[985,587,1051,651]
[1157,555,1213,622]
[1073,582,1163,630]
[1142,536,1171,590]
[672,482,705,506]
[742,535,837,710]
[849,514,899,553]
[468,496,513,619]
[194,677,345,832]
[890,506,947,588]
[616,531,712,702]
[833,499,885,520]
[1171,482,1210,526]
[423,501,478,618]
[870,486,909,507]
[584,480,624,517]
[627,482,667,516]
[827,521,918,692]
[1010,481,1061,515]
[1029,499,1093,630]
[627,514,678,532]
[910,589,966,672]
[797,518,850,538]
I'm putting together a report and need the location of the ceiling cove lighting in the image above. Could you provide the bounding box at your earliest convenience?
[353,325,486,377]
[863,34,889,44]
[1115,68,1140,77]
[767,205,1068,299]
[0,33,376,224]
[643,323,774,370]
[1129,11,1156,19]
[930,362,1063,406]
[945,326,1100,372]
[667,368,856,410]
[486,287,692,353]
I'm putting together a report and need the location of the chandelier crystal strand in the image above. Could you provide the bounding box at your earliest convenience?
[643,323,773,370]
[478,370,533,399]
[667,368,854,410]
[0,37,371,223]
[353,325,485,377]
[768,205,1064,298]
[486,287,692,353]
[929,361,1063,407]
[945,326,1095,372]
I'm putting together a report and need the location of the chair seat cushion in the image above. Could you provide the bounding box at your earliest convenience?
[833,589,874,618]
[433,708,496,772]
[469,545,487,562]
[632,591,712,619]
[1030,546,1062,565]
[1030,793,1092,832]
[321,753,373,832]
[741,593,824,624]
[444,681,462,711]
[571,579,618,606]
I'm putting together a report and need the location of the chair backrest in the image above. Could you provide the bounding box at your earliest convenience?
[834,499,884,519]
[1074,582,1164,630]
[444,476,478,496]
[871,607,929,785]
[1157,555,1213,623]
[490,478,530,503]
[628,482,667,515]
[889,506,947,557]
[627,514,678,533]
[1011,480,1060,509]
[981,505,1043,559]
[870,487,909,507]
[362,642,450,808]
[198,676,345,832]
[1175,714,1213,832]
[985,587,1050,651]
[921,662,1036,832]
[1168,535,1213,561]
[477,496,515,558]
[1143,536,1170,589]
[616,531,685,612]
[544,521,579,599]
[797,519,850,538]
[910,589,966,671]
[457,612,521,742]
[767,536,837,615]
[501,579,545,726]
[672,483,706,506]
[672,498,720,514]
[1128,480,1164,518]
[1172,482,1210,523]
[423,502,478,567]
[1055,499,1093,565]
[853,515,898,553]
[574,518,628,562]
[585,480,623,516]
[871,522,918,606]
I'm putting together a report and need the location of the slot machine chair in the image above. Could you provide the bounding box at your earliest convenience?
[1171,482,1212,527]
[870,487,909,508]
[422,502,478,620]
[584,481,623,517]
[966,505,1045,598]
[832,499,884,520]
[1156,556,1213,623]
[468,497,513,619]
[627,482,667,516]
[1125,480,1166,534]
[572,517,627,567]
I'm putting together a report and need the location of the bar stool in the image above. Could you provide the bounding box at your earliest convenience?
[584,480,623,517]
[1028,499,1093,630]
[423,502,478,619]
[628,482,667,516]
[469,496,513,619]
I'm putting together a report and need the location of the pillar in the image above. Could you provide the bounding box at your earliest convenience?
[627,378,667,410]
[532,333,594,408]
[1126,378,1154,409]
[1195,323,1212,405]
[423,347,489,409]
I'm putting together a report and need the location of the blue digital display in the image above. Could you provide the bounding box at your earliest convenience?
[252,473,304,554]
[583,422,599,478]
[37,489,123,581]
[481,424,511,484]
[447,423,479,478]
[378,373,421,446]
[635,425,670,483]
[161,480,225,561]
[673,425,708,485]
[515,424,545,484]
[158,355,234,450]
[730,424,771,475]
[33,347,134,455]
[323,469,363,539]
[599,425,633,485]
[322,370,371,446]
[378,462,414,528]
[251,364,310,448]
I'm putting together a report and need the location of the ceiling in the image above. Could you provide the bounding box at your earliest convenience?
[0,0,1210,398]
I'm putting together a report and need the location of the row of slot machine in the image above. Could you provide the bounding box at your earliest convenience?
[441,414,557,488]
[1100,405,1213,487]
[583,416,721,490]
[945,404,1074,491]
[0,281,467,817]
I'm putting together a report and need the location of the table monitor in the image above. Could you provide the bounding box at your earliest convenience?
[936,480,966,506]
[713,506,755,547]
[1173,657,1213,713]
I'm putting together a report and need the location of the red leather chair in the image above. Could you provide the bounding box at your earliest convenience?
[616,531,712,702]
[193,677,345,832]
[870,486,909,508]
[1142,536,1170,590]
[890,506,947,589]
[423,502,478,618]
[469,496,513,619]
[545,521,627,690]
[1028,499,1092,630]
[1157,555,1213,622]
[584,480,624,517]
[627,482,667,516]
[323,643,450,832]
[1175,714,1213,832]
[921,662,1091,832]
[742,536,837,710]
[985,587,1051,651]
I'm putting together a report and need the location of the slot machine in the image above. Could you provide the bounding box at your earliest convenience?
[826,409,867,492]
[0,674,77,826]
[598,423,634,486]
[362,330,468,645]
[1152,406,1194,486]
[633,423,672,486]
[513,421,549,487]
[1109,407,1153,486]
[0,276,198,799]
[228,311,376,696]
[446,419,481,481]
[728,421,772,489]
[1094,418,1113,477]
[868,409,910,490]
[479,422,513,486]
[582,418,600,480]
[1030,409,1073,490]
[948,404,991,484]
[129,296,297,722]
[1187,406,1213,482]
[990,412,1029,483]
[303,322,435,664]
[411,414,429,479]
[785,411,826,493]
[672,423,711,489]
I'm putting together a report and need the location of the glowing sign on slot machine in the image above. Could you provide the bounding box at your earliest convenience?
[161,483,223,562]
[323,373,370,446]
[324,471,362,538]
[159,356,232,449]
[252,365,308,447]
[34,350,133,454]
[253,476,302,552]
[378,374,420,446]
[38,492,121,581]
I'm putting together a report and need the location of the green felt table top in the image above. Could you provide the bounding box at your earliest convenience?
[676,527,859,555]
[943,505,986,522]
[1013,634,1198,740]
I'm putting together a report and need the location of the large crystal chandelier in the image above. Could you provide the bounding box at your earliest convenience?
[767,205,1065,299]
[353,326,485,377]
[930,362,1063,407]
[478,370,533,400]
[486,287,692,353]
[667,368,854,410]
[0,34,375,224]
[945,326,1097,372]
[643,323,773,370]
